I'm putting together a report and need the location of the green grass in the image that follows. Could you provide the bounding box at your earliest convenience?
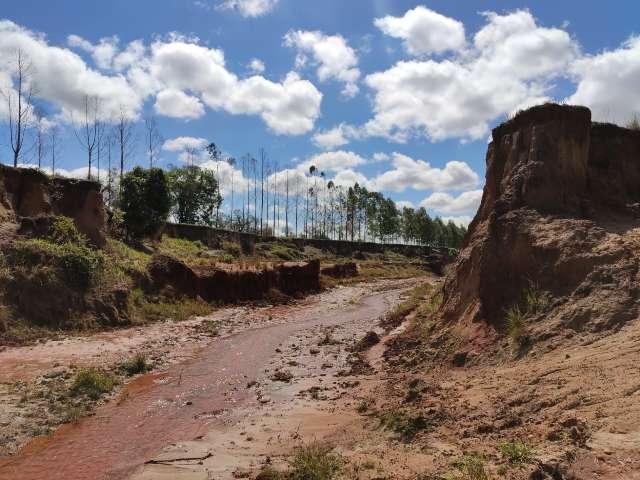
[128,288,212,323]
[505,305,525,344]
[121,353,148,376]
[498,440,534,467]
[381,282,433,331]
[288,442,343,480]
[445,453,491,480]
[156,237,210,264]
[70,368,116,400]
[627,114,640,130]
[255,466,285,480]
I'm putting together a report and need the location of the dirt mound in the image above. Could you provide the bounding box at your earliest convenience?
[321,262,358,278]
[0,165,106,247]
[439,104,640,349]
[149,254,321,302]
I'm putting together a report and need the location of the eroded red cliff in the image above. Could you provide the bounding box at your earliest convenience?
[440,104,640,346]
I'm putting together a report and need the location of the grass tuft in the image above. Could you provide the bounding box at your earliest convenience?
[121,353,148,376]
[70,368,115,400]
[498,440,534,467]
[288,442,342,480]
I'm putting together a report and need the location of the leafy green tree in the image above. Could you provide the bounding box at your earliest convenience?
[119,167,171,239]
[166,165,222,226]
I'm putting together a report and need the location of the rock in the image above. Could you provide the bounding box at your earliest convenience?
[353,331,381,352]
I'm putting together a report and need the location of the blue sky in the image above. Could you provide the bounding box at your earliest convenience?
[1,1,639,225]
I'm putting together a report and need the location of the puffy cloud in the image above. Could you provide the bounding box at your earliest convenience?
[284,30,360,97]
[199,159,251,196]
[312,123,363,150]
[372,152,390,163]
[568,36,640,124]
[68,34,119,70]
[364,9,578,142]
[248,58,265,74]
[374,6,466,56]
[0,22,322,135]
[162,136,208,152]
[313,126,347,150]
[224,72,322,135]
[154,88,205,119]
[298,150,366,174]
[332,169,370,188]
[150,39,322,134]
[21,164,111,182]
[217,0,279,17]
[371,153,479,192]
[441,215,473,227]
[0,20,144,121]
[420,190,483,215]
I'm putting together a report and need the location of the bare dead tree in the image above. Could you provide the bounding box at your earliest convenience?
[144,115,163,168]
[183,146,199,166]
[114,108,136,185]
[73,95,104,179]
[32,107,49,169]
[260,149,265,235]
[285,170,290,236]
[49,125,60,176]
[2,49,36,167]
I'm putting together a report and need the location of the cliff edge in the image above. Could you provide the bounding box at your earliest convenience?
[440,104,640,351]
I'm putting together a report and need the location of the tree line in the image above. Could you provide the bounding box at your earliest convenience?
[2,49,467,249]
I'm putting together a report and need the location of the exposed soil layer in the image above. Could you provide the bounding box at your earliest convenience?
[149,254,321,301]
[0,165,106,247]
[440,104,640,351]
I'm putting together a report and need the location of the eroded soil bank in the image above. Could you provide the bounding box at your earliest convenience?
[0,277,423,480]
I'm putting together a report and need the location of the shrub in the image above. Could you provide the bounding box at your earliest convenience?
[222,240,242,257]
[70,368,115,400]
[627,114,640,130]
[288,442,342,480]
[121,353,148,376]
[505,305,524,343]
[47,216,86,244]
[498,440,533,467]
[445,453,491,480]
[525,284,549,314]
[120,167,171,239]
[4,237,103,290]
[255,466,285,480]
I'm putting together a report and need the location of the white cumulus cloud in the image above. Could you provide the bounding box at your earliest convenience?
[374,5,466,56]
[162,136,208,152]
[420,190,483,215]
[298,150,366,174]
[217,0,279,17]
[364,9,578,142]
[371,153,479,192]
[284,30,360,98]
[568,35,640,125]
[154,88,205,119]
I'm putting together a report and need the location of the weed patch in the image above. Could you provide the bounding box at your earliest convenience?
[288,442,343,480]
[498,440,534,467]
[121,353,148,376]
[70,368,115,400]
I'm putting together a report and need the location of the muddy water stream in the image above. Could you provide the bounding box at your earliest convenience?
[0,284,403,480]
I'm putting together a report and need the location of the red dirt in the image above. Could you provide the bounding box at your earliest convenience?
[0,282,405,480]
